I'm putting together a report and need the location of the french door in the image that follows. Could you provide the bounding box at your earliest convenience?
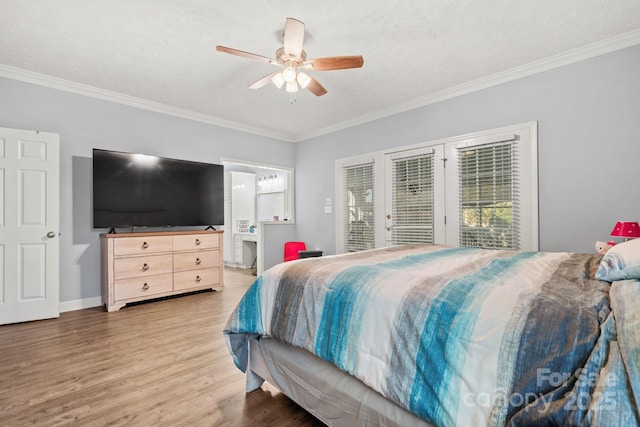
[0,127,60,325]
[384,146,445,246]
[336,122,538,253]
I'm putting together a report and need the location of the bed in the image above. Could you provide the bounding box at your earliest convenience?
[224,242,640,426]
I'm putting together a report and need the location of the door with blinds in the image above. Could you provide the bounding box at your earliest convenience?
[336,122,537,254]
[384,146,445,246]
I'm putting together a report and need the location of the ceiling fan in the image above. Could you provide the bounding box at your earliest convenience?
[216,17,364,97]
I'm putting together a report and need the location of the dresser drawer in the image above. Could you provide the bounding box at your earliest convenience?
[114,254,173,280]
[173,233,219,252]
[114,273,173,300]
[173,250,219,272]
[113,235,173,256]
[173,268,220,291]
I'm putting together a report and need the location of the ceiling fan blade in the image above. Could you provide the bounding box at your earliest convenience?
[283,18,305,58]
[307,55,364,71]
[305,76,327,96]
[248,72,280,89]
[216,45,274,64]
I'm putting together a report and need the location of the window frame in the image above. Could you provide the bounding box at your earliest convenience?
[444,122,538,251]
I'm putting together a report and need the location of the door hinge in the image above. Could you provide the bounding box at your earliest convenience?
[441,157,448,168]
[444,216,447,225]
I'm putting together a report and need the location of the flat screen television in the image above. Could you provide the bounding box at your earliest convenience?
[92,149,224,229]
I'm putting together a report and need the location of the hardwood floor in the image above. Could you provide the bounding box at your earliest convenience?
[0,268,324,426]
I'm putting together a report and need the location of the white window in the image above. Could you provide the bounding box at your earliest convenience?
[335,122,538,253]
[444,123,538,251]
[458,141,517,249]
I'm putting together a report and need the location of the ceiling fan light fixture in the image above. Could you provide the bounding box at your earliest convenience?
[282,66,297,83]
[271,72,285,89]
[216,18,364,99]
[285,81,298,93]
[296,72,311,88]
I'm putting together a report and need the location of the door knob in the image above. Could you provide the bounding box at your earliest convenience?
[47,231,56,238]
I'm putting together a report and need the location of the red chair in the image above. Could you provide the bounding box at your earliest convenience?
[284,242,306,262]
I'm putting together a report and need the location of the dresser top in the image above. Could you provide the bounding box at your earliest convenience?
[101,230,223,239]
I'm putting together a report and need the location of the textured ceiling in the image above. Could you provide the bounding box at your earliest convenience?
[1,0,640,141]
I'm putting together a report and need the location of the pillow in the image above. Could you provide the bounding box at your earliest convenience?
[596,238,640,282]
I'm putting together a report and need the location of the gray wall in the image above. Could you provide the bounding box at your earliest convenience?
[0,77,295,303]
[262,223,298,270]
[295,44,640,255]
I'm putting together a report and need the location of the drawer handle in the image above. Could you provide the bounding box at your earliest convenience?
[195,238,201,246]
[195,275,201,283]
[142,263,149,271]
[142,283,149,291]
[195,258,201,265]
[141,242,149,249]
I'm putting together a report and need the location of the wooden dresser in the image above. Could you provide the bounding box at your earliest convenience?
[101,230,223,312]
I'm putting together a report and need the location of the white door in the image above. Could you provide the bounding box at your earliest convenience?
[384,146,445,246]
[0,127,60,324]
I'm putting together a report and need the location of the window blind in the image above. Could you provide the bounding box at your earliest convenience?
[458,141,519,249]
[343,162,375,252]
[391,152,435,244]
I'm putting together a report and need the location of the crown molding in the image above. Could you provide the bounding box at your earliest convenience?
[295,28,640,142]
[2,28,639,144]
[0,65,294,142]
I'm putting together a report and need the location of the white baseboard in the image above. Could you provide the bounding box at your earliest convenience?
[60,296,103,313]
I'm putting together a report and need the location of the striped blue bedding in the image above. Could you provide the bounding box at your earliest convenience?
[224,245,640,426]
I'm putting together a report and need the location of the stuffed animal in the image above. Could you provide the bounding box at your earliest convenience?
[595,240,616,255]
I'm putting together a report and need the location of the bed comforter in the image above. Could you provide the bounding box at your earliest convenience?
[224,245,640,426]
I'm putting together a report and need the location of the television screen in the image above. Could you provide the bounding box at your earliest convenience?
[92,149,224,228]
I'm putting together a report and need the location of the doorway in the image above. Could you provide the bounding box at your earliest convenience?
[221,159,294,275]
